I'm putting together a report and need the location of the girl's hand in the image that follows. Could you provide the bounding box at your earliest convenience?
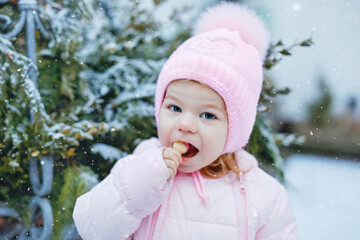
[162,147,182,180]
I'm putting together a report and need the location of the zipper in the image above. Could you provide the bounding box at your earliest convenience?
[239,175,248,240]
[149,179,175,240]
[148,206,161,240]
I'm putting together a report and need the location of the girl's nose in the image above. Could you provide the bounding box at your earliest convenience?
[176,113,198,134]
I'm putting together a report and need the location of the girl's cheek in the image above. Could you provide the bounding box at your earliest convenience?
[158,123,171,145]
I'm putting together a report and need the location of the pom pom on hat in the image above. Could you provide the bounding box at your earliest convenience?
[194,2,269,60]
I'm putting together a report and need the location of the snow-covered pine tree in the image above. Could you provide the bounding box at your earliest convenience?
[247,39,314,178]
[1,0,205,238]
[0,37,49,206]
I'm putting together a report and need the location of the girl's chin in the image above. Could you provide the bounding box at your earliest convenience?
[178,164,196,173]
[178,167,198,173]
[178,161,201,173]
[181,156,195,162]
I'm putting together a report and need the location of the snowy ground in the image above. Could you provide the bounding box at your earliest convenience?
[284,154,360,240]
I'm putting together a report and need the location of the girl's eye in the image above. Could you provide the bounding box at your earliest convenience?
[169,105,182,113]
[200,112,216,120]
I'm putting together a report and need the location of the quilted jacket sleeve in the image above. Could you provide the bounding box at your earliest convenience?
[255,185,298,240]
[73,139,170,240]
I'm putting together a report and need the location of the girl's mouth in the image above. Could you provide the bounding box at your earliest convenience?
[182,143,199,158]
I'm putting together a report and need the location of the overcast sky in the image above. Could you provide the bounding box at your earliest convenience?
[247,0,360,121]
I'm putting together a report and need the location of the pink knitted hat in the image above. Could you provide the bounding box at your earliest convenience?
[154,3,269,154]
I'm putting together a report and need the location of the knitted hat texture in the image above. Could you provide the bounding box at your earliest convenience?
[154,3,269,153]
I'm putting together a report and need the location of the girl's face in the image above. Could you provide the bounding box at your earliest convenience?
[158,80,228,173]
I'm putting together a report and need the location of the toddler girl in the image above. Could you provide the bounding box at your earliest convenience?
[73,3,298,239]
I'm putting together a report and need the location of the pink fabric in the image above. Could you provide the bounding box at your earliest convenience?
[154,3,269,153]
[191,171,210,205]
[239,175,248,240]
[73,138,298,240]
[194,3,269,59]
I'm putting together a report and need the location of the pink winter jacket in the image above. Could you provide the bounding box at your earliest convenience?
[73,138,298,240]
